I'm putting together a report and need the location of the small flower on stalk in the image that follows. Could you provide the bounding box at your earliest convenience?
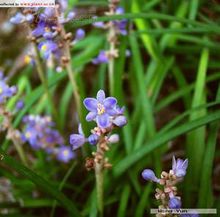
[92,51,109,64]
[21,115,71,163]
[56,146,75,163]
[172,156,188,178]
[0,72,17,104]
[142,156,188,212]
[142,169,160,183]
[168,197,181,209]
[83,90,117,128]
[70,124,87,150]
[70,89,126,170]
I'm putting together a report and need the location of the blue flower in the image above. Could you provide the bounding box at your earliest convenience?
[0,73,17,104]
[83,90,117,128]
[10,13,25,24]
[88,134,99,145]
[38,40,59,59]
[168,197,182,209]
[75,29,85,41]
[56,146,75,163]
[16,100,24,110]
[22,115,64,152]
[70,124,87,150]
[92,51,109,64]
[142,169,160,183]
[32,21,47,37]
[172,156,188,178]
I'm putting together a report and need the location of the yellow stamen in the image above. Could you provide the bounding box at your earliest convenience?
[63,150,69,156]
[0,88,2,94]
[25,132,31,138]
[97,103,105,115]
[24,55,31,64]
[41,44,47,52]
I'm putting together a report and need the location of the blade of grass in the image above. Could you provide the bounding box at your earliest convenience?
[113,110,220,177]
[0,149,81,216]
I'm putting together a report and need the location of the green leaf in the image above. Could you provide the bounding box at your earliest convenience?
[113,111,220,177]
[0,149,81,217]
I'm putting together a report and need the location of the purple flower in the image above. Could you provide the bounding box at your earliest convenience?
[88,134,99,145]
[168,197,182,209]
[70,124,86,150]
[142,169,160,183]
[83,90,117,128]
[22,115,64,151]
[38,40,58,59]
[10,13,25,24]
[113,115,127,127]
[93,16,105,28]
[75,29,85,41]
[16,100,24,110]
[108,134,119,143]
[92,51,109,64]
[56,146,75,163]
[32,21,47,37]
[172,156,188,178]
[0,73,17,104]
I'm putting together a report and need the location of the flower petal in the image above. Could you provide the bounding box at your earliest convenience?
[103,97,117,108]
[83,98,98,111]
[97,90,105,102]
[142,169,160,183]
[86,111,97,121]
[96,113,110,128]
[69,134,85,150]
[105,108,118,116]
[113,115,127,127]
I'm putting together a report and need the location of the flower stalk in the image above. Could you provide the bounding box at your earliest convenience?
[33,43,60,126]
[95,141,104,216]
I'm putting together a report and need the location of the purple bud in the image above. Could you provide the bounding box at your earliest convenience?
[16,100,24,110]
[88,134,99,145]
[142,169,160,183]
[168,197,181,209]
[70,134,86,150]
[10,13,25,24]
[116,7,125,15]
[92,51,109,64]
[67,12,75,20]
[75,29,85,41]
[108,134,119,143]
[25,14,34,23]
[113,115,127,127]
[56,146,75,163]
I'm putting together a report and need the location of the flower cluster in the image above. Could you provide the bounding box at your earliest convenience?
[70,90,126,170]
[0,178,15,214]
[21,115,74,163]
[142,156,196,217]
[92,2,128,64]
[0,71,17,105]
[0,71,21,146]
[10,2,85,70]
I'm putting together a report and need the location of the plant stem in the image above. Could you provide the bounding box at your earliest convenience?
[108,42,115,96]
[95,143,104,216]
[12,139,28,166]
[33,43,59,125]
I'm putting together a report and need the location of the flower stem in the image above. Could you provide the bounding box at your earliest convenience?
[33,43,59,126]
[95,143,104,216]
[108,42,115,96]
